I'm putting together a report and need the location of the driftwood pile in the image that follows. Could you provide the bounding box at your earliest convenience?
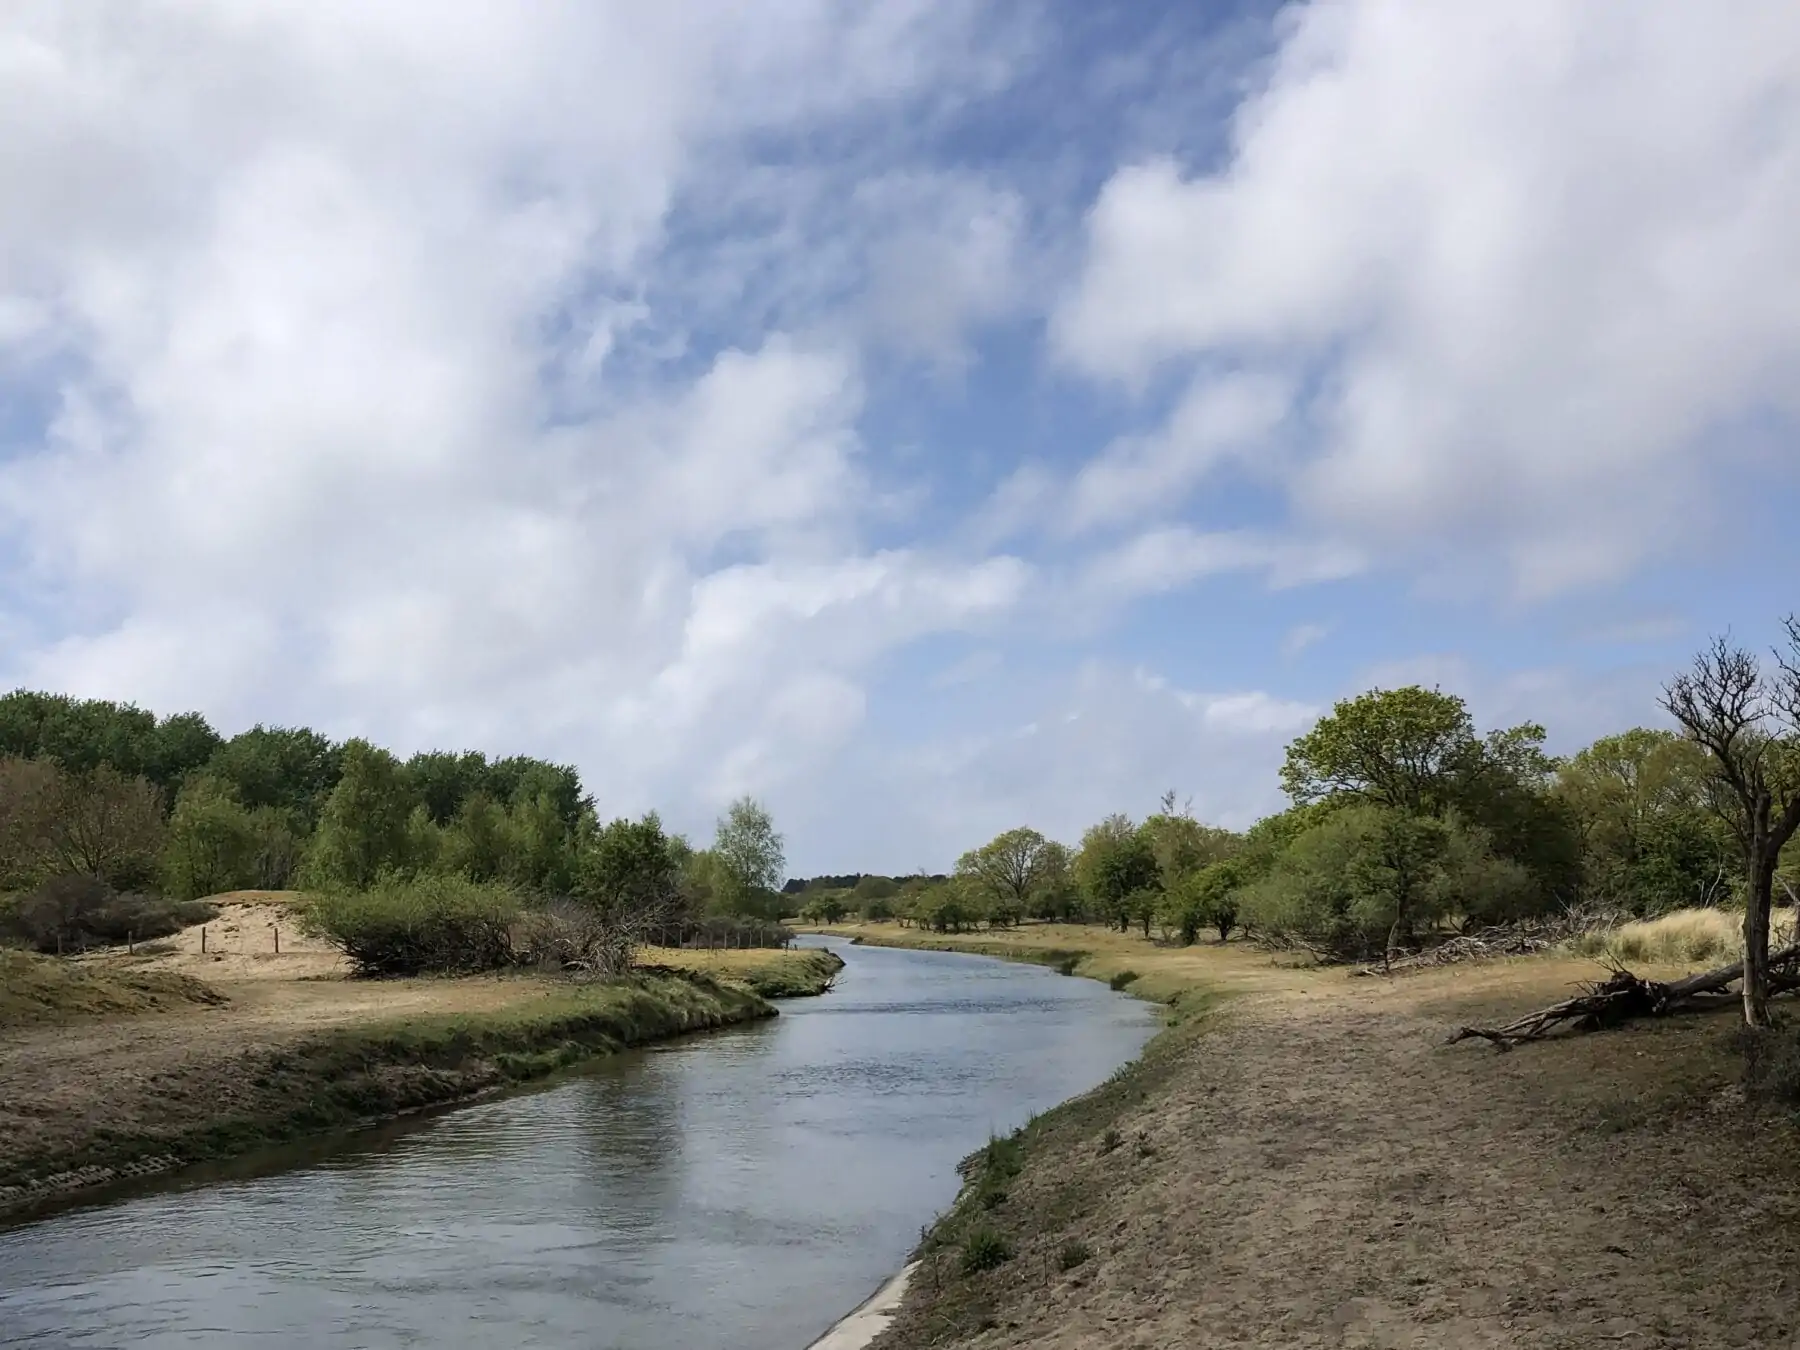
[1351,920,1575,977]
[1447,942,1800,1050]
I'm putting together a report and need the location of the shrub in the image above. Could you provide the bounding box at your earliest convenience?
[1108,969,1139,991]
[860,895,895,922]
[960,1224,1013,1274]
[303,873,521,976]
[0,875,216,952]
[1057,1240,1091,1272]
[514,898,620,973]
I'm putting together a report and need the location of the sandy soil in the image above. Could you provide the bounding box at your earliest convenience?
[843,927,1800,1350]
[89,892,352,982]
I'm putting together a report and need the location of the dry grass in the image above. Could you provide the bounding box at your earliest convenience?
[0,949,227,1028]
[1565,906,1799,969]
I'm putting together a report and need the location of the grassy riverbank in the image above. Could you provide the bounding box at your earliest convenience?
[643,944,844,999]
[0,930,843,1218]
[803,921,1800,1349]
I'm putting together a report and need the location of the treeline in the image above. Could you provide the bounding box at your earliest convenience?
[0,689,796,958]
[818,687,1740,962]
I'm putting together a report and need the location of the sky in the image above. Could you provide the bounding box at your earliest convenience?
[3,1,1800,874]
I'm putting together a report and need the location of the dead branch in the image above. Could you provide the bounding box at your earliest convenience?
[1448,944,1800,1049]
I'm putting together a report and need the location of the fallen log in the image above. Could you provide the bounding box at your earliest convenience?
[1447,944,1800,1050]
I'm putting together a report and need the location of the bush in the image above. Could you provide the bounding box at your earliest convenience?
[303,873,521,976]
[514,898,623,973]
[960,1224,1013,1274]
[0,874,216,952]
[1057,1240,1091,1272]
[1108,969,1139,991]
[860,895,895,922]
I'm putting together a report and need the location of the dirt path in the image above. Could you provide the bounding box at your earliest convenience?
[856,933,1800,1350]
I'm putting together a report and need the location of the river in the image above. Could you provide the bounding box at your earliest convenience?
[0,938,1155,1349]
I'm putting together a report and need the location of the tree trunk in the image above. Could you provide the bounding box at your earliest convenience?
[1746,853,1776,1029]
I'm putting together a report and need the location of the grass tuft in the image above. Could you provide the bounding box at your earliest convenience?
[1567,908,1760,968]
[960,1224,1013,1274]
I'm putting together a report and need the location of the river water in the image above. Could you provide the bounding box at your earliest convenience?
[0,938,1155,1349]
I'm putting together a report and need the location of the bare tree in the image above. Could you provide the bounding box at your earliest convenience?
[1661,624,1800,1027]
[47,766,167,887]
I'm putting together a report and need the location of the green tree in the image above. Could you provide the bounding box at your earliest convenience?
[712,796,786,916]
[1555,728,1730,912]
[1140,808,1239,887]
[440,792,516,882]
[1073,816,1159,932]
[509,789,576,893]
[488,755,587,832]
[406,749,493,825]
[246,807,305,890]
[1161,859,1245,944]
[162,775,258,899]
[208,725,344,830]
[1280,687,1477,811]
[1239,805,1452,959]
[146,712,224,796]
[300,739,414,890]
[956,826,1061,916]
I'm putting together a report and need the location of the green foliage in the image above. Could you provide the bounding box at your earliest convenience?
[1239,805,1456,960]
[162,775,259,900]
[406,749,492,825]
[0,758,166,891]
[1280,686,1478,810]
[1556,729,1734,913]
[800,893,848,924]
[0,691,214,792]
[206,725,343,830]
[959,1224,1013,1274]
[711,797,786,916]
[1073,816,1159,931]
[1057,1240,1091,1271]
[303,873,522,976]
[299,740,414,891]
[1160,859,1245,944]
[955,826,1063,914]
[859,894,896,921]
[577,814,681,920]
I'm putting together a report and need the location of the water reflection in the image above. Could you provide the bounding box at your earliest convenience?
[0,938,1154,1349]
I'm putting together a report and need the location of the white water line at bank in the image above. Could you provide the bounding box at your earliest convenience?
[804,1262,918,1350]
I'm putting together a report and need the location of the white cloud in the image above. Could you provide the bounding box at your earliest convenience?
[0,1,1037,837]
[1078,526,1363,600]
[1353,652,1672,751]
[1054,1,1800,597]
[788,662,1313,869]
[1064,371,1291,532]
[1281,622,1331,659]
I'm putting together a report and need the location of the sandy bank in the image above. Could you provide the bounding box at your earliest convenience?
[801,921,1800,1349]
[806,1263,917,1350]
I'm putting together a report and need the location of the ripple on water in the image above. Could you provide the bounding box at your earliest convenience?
[0,941,1153,1350]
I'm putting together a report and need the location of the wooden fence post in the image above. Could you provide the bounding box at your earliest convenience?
[201,926,207,955]
[273,924,280,955]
